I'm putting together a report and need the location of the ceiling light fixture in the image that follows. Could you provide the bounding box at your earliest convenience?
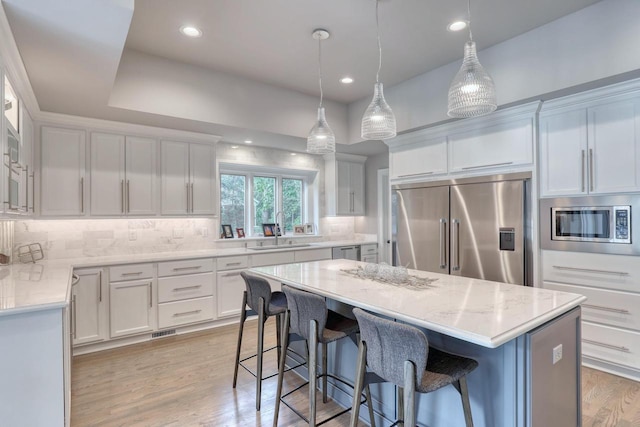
[447,20,468,32]
[361,0,396,140]
[231,145,238,149]
[244,139,253,144]
[447,0,497,118]
[340,76,354,84]
[307,29,336,154]
[180,25,202,38]
[290,153,297,156]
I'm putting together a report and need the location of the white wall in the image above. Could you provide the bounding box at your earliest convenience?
[347,0,640,143]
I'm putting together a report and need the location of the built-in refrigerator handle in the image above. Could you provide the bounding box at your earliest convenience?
[451,219,460,271]
[439,218,447,269]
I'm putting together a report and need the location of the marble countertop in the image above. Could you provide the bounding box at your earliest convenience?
[0,240,376,317]
[249,259,587,348]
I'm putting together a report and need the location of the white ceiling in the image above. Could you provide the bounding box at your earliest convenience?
[2,0,601,155]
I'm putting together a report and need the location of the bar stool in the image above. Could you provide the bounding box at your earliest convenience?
[350,308,478,427]
[273,285,375,427]
[232,272,289,411]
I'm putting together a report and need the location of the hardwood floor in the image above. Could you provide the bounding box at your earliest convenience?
[71,318,640,427]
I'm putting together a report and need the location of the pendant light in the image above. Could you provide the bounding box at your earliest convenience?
[361,0,396,140]
[307,29,336,154]
[447,0,497,118]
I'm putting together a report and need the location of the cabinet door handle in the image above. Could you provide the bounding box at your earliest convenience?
[582,303,630,314]
[80,177,84,213]
[173,309,202,317]
[149,282,153,308]
[71,294,77,339]
[451,219,460,271]
[98,270,102,303]
[552,265,629,276]
[173,285,202,291]
[191,183,195,212]
[121,180,125,213]
[22,165,29,210]
[186,182,190,213]
[222,272,242,278]
[121,271,144,276]
[581,149,586,192]
[589,148,594,192]
[461,161,513,170]
[126,180,130,213]
[583,339,630,353]
[29,172,35,212]
[225,262,241,267]
[397,171,434,178]
[439,218,447,269]
[172,266,202,271]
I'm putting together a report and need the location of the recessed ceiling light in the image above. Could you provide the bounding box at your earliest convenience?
[180,25,202,38]
[340,76,354,84]
[231,145,238,149]
[244,140,253,144]
[290,153,297,156]
[447,20,468,32]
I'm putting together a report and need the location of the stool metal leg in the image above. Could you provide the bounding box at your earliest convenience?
[403,361,416,427]
[349,340,367,427]
[232,291,248,388]
[256,297,266,411]
[322,342,328,403]
[365,385,375,427]
[275,313,282,364]
[397,386,404,422]
[273,310,291,427]
[457,377,474,427]
[309,319,319,427]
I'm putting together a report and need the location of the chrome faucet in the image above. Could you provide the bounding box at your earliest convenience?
[274,210,284,246]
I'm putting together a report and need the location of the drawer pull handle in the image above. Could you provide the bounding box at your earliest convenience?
[397,171,434,178]
[582,304,630,314]
[173,285,202,291]
[225,262,242,266]
[223,272,242,278]
[121,272,144,277]
[461,161,513,170]
[172,266,202,271]
[552,265,629,276]
[173,309,202,317]
[583,339,630,353]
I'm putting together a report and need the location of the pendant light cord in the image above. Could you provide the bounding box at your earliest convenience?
[467,0,473,41]
[375,0,382,83]
[318,37,324,108]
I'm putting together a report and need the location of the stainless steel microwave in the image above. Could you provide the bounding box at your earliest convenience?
[540,196,640,255]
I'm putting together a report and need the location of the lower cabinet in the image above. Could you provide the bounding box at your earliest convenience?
[71,268,108,345]
[109,278,157,338]
[158,296,215,329]
[216,268,246,318]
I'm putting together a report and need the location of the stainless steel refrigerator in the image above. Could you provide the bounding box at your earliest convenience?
[392,172,532,286]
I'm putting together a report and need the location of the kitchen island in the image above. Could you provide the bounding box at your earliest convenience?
[250,259,587,427]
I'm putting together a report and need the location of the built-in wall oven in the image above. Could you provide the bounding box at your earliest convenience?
[540,195,640,255]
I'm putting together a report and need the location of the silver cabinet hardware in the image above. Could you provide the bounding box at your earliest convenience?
[172,266,202,271]
[582,304,630,314]
[461,161,513,170]
[190,183,195,212]
[29,171,34,212]
[173,309,201,317]
[121,180,125,213]
[552,265,629,276]
[98,270,102,303]
[581,150,586,192]
[22,165,29,210]
[71,273,80,286]
[397,171,434,178]
[126,180,130,213]
[451,219,460,271]
[80,177,84,213]
[583,339,630,353]
[71,294,77,339]
[186,182,190,213]
[173,285,202,291]
[589,148,594,192]
[222,272,242,278]
[149,282,152,308]
[121,271,143,276]
[439,218,447,269]
[225,262,241,267]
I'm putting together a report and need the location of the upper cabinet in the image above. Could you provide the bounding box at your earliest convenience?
[325,153,365,216]
[90,132,157,216]
[540,82,640,197]
[40,126,86,216]
[387,102,538,183]
[160,141,216,216]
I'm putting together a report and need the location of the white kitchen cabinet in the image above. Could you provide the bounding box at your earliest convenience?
[325,153,366,216]
[360,243,378,263]
[71,268,108,346]
[389,138,447,180]
[540,86,640,197]
[160,141,216,215]
[125,136,157,215]
[294,248,332,262]
[40,126,86,216]
[109,277,156,338]
[216,268,246,318]
[19,106,34,213]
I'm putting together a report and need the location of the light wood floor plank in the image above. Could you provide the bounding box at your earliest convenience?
[71,318,640,426]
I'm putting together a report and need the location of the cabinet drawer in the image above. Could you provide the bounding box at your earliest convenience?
[158,272,214,303]
[362,255,378,263]
[158,258,214,277]
[544,281,640,331]
[158,296,215,328]
[542,250,640,292]
[582,322,640,369]
[294,248,332,262]
[360,244,378,255]
[110,263,154,282]
[251,251,294,267]
[216,256,249,271]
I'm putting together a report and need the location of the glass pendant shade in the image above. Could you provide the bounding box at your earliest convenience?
[361,82,396,140]
[447,40,497,118]
[307,107,336,154]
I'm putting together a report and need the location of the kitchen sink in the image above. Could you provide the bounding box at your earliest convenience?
[248,244,314,250]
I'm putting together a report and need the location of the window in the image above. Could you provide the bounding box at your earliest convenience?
[220,166,312,237]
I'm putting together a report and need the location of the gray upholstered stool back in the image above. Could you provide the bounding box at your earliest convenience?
[282,285,328,341]
[240,272,275,315]
[353,307,428,389]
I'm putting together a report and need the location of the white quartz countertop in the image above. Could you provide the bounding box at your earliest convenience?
[249,259,587,348]
[0,240,375,317]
